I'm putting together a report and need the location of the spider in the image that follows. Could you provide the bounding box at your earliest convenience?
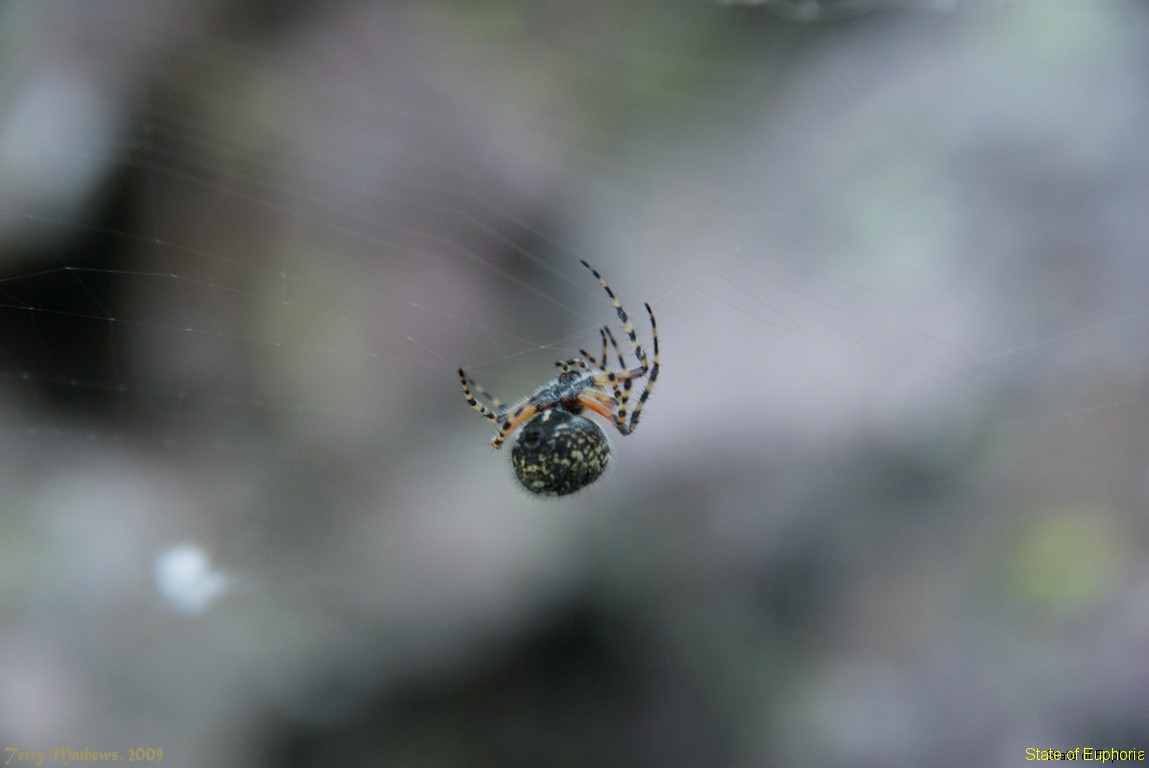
[458,260,660,496]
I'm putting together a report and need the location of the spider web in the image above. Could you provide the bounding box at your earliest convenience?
[3,0,1148,764]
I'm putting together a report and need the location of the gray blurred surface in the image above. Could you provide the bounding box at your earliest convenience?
[1,1,1147,766]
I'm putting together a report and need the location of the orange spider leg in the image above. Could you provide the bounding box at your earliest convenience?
[491,404,540,448]
[576,390,618,423]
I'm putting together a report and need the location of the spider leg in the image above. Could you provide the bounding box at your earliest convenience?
[582,369,627,433]
[622,302,659,433]
[491,402,539,449]
[581,326,617,370]
[459,370,545,449]
[586,303,658,434]
[580,261,659,436]
[599,325,636,427]
[581,260,649,374]
[576,388,619,424]
[555,358,593,373]
[460,371,507,411]
[458,368,502,424]
[602,326,626,369]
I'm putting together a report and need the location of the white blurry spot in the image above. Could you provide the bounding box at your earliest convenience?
[154,543,231,615]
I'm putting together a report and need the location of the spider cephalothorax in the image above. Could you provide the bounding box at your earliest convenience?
[458,260,660,496]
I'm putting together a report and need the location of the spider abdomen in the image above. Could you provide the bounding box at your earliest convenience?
[511,409,610,496]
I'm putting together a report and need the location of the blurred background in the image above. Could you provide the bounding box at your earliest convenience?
[2,1,1148,765]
